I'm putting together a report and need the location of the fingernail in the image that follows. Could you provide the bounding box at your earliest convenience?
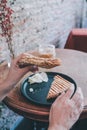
[33,65,38,68]
[77,87,84,100]
[70,84,74,91]
[32,65,38,71]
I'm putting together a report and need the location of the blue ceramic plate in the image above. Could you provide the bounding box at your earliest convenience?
[20,72,77,106]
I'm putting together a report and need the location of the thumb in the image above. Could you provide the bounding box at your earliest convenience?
[27,65,38,72]
[64,85,75,99]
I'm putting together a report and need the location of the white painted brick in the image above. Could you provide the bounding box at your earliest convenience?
[0,0,84,57]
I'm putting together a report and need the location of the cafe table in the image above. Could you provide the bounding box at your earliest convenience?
[2,49,87,130]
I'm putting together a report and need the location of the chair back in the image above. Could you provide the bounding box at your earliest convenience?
[64,29,87,53]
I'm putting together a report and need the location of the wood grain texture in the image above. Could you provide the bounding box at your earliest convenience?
[3,49,87,122]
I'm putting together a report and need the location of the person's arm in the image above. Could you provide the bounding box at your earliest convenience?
[48,87,84,130]
[0,54,38,101]
[0,78,17,101]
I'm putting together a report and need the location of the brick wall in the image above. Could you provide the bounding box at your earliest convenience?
[0,0,84,57]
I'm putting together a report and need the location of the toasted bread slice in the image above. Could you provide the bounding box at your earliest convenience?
[18,53,61,69]
[47,75,74,99]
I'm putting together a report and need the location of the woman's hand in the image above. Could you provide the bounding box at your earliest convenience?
[48,87,84,130]
[7,54,38,85]
[0,54,38,101]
